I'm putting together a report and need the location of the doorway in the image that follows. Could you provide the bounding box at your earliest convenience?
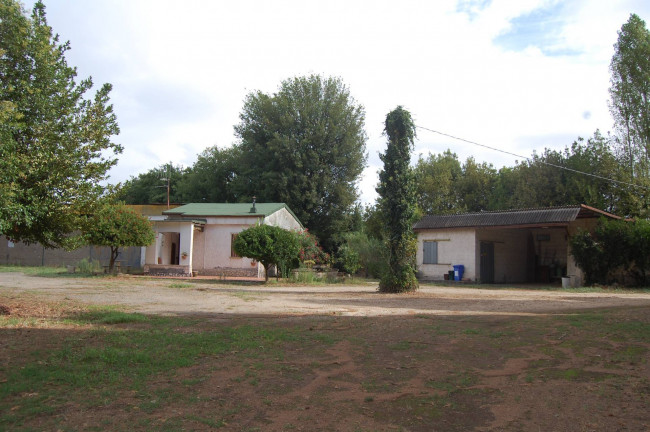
[480,241,495,284]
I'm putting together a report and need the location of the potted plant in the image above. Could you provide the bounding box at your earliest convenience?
[181,251,188,260]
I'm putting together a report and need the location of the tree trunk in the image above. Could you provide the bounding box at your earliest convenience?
[109,247,119,273]
[262,261,269,283]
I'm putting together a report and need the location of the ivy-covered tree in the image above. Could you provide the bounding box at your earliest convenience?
[0,0,122,248]
[232,224,300,282]
[84,204,155,272]
[376,106,419,293]
[233,74,368,251]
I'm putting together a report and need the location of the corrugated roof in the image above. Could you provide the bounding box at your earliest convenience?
[413,205,618,230]
[162,203,300,222]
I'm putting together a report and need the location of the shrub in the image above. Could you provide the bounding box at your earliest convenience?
[570,218,650,286]
[76,258,102,275]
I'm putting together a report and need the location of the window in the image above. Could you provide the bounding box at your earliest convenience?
[231,233,240,258]
[423,241,438,264]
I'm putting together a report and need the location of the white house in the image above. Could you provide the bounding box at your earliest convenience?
[413,205,621,286]
[143,202,302,277]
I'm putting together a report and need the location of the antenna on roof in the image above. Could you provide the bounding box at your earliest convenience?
[250,196,257,213]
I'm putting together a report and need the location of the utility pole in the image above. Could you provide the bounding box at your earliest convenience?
[157,164,171,209]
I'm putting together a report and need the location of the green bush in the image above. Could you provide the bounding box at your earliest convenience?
[337,231,388,279]
[335,244,361,275]
[76,258,102,275]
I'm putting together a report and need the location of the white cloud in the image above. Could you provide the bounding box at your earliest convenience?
[26,0,650,203]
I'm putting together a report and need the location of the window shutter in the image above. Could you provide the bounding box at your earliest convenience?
[423,241,438,264]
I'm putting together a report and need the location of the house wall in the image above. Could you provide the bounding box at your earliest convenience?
[476,228,529,283]
[416,228,476,281]
[193,223,259,277]
[264,208,303,230]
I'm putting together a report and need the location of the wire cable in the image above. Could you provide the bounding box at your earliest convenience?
[415,125,649,191]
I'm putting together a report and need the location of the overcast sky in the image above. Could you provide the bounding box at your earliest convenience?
[25,0,650,204]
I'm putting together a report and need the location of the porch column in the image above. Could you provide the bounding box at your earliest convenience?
[178,223,195,275]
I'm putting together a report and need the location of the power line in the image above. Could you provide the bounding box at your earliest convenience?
[415,125,649,191]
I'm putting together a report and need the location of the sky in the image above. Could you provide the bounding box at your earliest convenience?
[23,0,650,204]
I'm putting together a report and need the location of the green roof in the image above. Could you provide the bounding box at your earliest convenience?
[163,203,301,225]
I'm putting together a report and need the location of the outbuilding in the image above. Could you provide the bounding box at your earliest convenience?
[413,205,621,286]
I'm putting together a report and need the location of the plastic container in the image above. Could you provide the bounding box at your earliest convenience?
[561,276,571,288]
[453,265,465,281]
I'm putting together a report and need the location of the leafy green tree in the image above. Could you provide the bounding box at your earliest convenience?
[0,0,122,248]
[376,106,419,293]
[117,163,187,205]
[414,150,464,214]
[84,204,155,272]
[609,13,650,182]
[458,157,497,212]
[233,74,367,252]
[176,146,240,203]
[232,224,300,282]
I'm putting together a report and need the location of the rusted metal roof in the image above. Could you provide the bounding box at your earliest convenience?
[413,205,620,230]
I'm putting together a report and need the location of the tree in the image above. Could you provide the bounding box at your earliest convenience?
[0,0,122,248]
[609,13,650,183]
[84,204,155,272]
[176,146,240,203]
[233,74,367,251]
[117,163,187,205]
[414,150,464,214]
[232,224,300,282]
[376,106,419,293]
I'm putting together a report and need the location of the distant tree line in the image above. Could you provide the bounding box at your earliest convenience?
[413,130,648,217]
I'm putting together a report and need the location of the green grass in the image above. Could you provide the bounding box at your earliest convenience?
[0,265,66,276]
[168,282,193,289]
[0,308,338,429]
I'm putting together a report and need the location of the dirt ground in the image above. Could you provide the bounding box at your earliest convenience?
[1,271,650,431]
[1,272,650,317]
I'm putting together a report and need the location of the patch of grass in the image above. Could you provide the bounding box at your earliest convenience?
[426,371,478,392]
[186,415,225,428]
[227,290,267,302]
[612,345,648,364]
[0,311,335,429]
[168,282,193,289]
[0,265,66,276]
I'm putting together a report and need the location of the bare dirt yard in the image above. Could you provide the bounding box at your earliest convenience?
[1,270,650,431]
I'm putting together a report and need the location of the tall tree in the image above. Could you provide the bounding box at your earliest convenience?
[376,106,419,293]
[233,74,367,251]
[609,13,650,182]
[0,0,121,247]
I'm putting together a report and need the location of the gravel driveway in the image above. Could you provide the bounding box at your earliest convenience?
[2,271,650,317]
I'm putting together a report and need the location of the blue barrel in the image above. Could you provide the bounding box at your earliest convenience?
[453,265,465,281]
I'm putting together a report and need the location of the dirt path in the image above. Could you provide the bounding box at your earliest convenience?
[2,271,649,317]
